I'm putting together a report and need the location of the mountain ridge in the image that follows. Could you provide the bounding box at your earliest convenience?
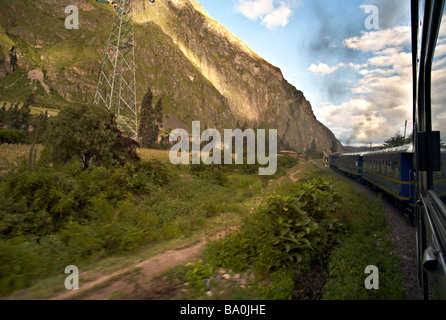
[0,0,342,154]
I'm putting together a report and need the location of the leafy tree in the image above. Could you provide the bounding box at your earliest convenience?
[382,130,412,148]
[109,115,140,165]
[139,87,163,148]
[46,104,139,170]
[0,103,31,132]
[0,128,27,143]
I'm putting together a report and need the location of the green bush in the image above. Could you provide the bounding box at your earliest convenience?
[185,260,214,290]
[0,165,83,236]
[255,194,320,267]
[0,240,44,296]
[137,159,174,186]
[204,178,344,276]
[0,128,28,144]
[289,177,342,222]
[277,154,299,170]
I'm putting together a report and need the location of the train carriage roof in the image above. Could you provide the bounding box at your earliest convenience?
[360,143,414,156]
[338,144,414,158]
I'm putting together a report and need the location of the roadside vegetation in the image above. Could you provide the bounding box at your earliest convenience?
[157,162,405,300]
[0,102,299,297]
[0,100,405,300]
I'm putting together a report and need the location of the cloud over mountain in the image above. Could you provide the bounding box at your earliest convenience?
[235,0,299,29]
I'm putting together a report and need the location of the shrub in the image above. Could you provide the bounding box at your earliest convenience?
[0,165,83,237]
[0,128,28,144]
[137,159,174,186]
[185,260,214,290]
[45,104,139,170]
[289,177,342,222]
[204,178,344,276]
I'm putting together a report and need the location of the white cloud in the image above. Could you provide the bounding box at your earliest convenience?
[343,26,411,52]
[236,0,274,21]
[261,3,293,29]
[317,26,414,145]
[235,0,299,29]
[307,63,339,75]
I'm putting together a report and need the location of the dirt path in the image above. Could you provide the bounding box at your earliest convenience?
[78,241,206,300]
[52,165,301,300]
[277,166,301,183]
[27,70,50,94]
[51,231,233,300]
[50,162,422,300]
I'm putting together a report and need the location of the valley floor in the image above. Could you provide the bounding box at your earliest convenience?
[1,154,410,300]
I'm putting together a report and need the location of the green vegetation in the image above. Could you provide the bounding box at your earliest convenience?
[0,128,28,144]
[139,87,164,149]
[302,163,405,299]
[45,104,139,170]
[157,162,405,300]
[0,0,401,301]
[0,97,405,300]
[0,102,299,297]
[382,130,412,148]
[204,177,342,274]
[0,136,406,299]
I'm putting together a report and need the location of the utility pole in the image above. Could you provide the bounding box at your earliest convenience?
[94,0,155,140]
[404,120,407,139]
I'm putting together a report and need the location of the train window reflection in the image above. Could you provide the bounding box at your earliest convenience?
[432,11,446,203]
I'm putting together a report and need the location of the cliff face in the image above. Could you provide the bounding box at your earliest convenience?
[0,0,341,154]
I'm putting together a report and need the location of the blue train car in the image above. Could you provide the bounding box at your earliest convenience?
[362,144,415,203]
[328,153,340,170]
[338,153,363,177]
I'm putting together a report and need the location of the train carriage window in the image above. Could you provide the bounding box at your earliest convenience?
[432,9,446,203]
[394,160,399,179]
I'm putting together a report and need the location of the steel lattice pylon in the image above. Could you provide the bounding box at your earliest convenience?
[94,0,138,140]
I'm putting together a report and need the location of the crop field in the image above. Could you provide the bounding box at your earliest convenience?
[0,143,43,176]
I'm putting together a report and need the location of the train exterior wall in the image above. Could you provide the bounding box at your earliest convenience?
[329,154,340,170]
[338,154,362,176]
[362,152,414,203]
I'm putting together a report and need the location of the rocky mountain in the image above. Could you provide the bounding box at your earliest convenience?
[0,0,342,154]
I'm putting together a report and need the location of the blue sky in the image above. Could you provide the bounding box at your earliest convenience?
[196,0,420,146]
